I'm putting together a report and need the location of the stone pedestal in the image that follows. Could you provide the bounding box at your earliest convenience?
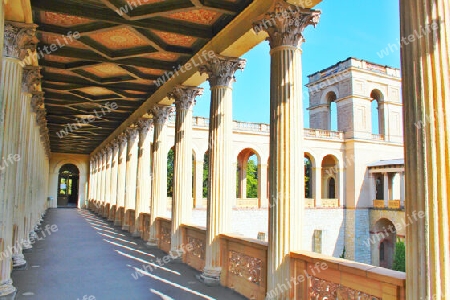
[170,86,203,252]
[254,3,320,297]
[147,106,173,246]
[198,54,246,284]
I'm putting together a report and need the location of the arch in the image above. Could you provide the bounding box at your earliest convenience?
[370,89,385,135]
[320,85,340,105]
[304,154,313,198]
[321,155,339,199]
[326,91,338,131]
[57,164,80,207]
[372,218,397,269]
[236,148,260,199]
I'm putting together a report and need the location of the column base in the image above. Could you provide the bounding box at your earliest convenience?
[0,279,16,299]
[29,231,38,240]
[131,231,141,238]
[121,225,130,231]
[196,267,221,286]
[12,254,27,270]
[146,240,158,248]
[113,220,122,227]
[168,250,183,263]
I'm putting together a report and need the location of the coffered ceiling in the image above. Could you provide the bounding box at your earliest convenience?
[30,0,253,154]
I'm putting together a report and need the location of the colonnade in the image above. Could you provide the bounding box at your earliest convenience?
[0,20,50,298]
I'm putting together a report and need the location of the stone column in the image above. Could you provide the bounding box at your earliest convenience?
[101,149,108,213]
[338,166,344,206]
[400,172,405,207]
[239,158,247,199]
[383,172,389,206]
[400,1,449,297]
[0,21,38,297]
[114,134,127,226]
[193,158,204,208]
[169,86,203,255]
[89,158,94,202]
[108,140,119,221]
[102,145,112,217]
[95,154,102,209]
[147,105,173,246]
[313,166,322,207]
[133,118,153,237]
[123,127,139,231]
[197,54,246,284]
[254,3,320,296]
[258,163,268,208]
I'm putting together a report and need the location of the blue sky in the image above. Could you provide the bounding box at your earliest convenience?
[193,0,401,127]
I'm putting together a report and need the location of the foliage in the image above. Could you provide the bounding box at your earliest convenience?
[167,148,174,197]
[246,159,258,198]
[393,239,405,272]
[203,153,209,198]
[339,246,346,259]
[305,157,312,198]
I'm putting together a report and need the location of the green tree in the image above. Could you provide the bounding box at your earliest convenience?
[167,148,174,197]
[202,153,209,198]
[246,159,258,198]
[304,157,312,198]
[393,239,405,272]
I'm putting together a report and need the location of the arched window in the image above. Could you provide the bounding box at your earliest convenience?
[370,90,384,135]
[304,156,312,198]
[328,177,336,198]
[326,92,338,131]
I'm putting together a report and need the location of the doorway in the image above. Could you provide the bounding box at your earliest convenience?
[57,164,80,207]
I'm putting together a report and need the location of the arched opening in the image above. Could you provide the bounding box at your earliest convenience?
[321,155,338,199]
[328,177,336,198]
[372,218,397,269]
[370,89,385,136]
[326,91,338,131]
[57,164,80,207]
[304,155,313,198]
[236,148,260,199]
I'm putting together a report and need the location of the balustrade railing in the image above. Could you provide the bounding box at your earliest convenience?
[220,234,268,300]
[157,217,172,253]
[180,224,206,271]
[321,198,340,208]
[304,128,344,140]
[290,251,405,299]
[140,213,150,241]
[388,200,401,209]
[236,198,259,208]
[373,200,385,208]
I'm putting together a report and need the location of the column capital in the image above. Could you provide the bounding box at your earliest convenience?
[118,133,128,148]
[35,107,47,125]
[151,105,174,125]
[169,86,204,111]
[137,118,153,133]
[4,21,39,60]
[106,144,114,156]
[198,54,246,88]
[23,66,42,93]
[126,127,139,141]
[253,2,320,49]
[31,92,45,113]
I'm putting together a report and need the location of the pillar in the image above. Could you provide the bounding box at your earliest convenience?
[133,118,153,237]
[169,86,203,255]
[197,54,246,284]
[123,127,139,231]
[100,149,107,213]
[103,145,112,217]
[400,1,450,297]
[258,163,268,208]
[108,140,119,221]
[313,166,322,207]
[114,133,127,226]
[239,157,247,199]
[193,158,204,208]
[254,3,320,297]
[400,171,405,207]
[147,105,173,246]
[0,21,38,298]
[95,154,102,209]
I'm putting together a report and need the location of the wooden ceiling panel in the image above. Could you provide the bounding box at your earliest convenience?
[30,0,253,154]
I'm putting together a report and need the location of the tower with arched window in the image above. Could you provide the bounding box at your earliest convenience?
[307,57,403,143]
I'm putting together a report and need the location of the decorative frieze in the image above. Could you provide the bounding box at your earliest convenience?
[310,277,380,300]
[198,54,246,88]
[228,250,262,285]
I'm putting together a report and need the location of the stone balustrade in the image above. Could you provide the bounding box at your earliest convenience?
[140,213,150,241]
[180,224,206,272]
[290,250,405,299]
[388,200,401,209]
[373,200,385,208]
[236,198,259,208]
[321,198,340,208]
[304,128,344,140]
[372,134,385,141]
[305,198,315,208]
[157,217,172,253]
[220,234,268,300]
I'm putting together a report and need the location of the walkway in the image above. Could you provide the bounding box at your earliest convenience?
[11,209,246,300]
